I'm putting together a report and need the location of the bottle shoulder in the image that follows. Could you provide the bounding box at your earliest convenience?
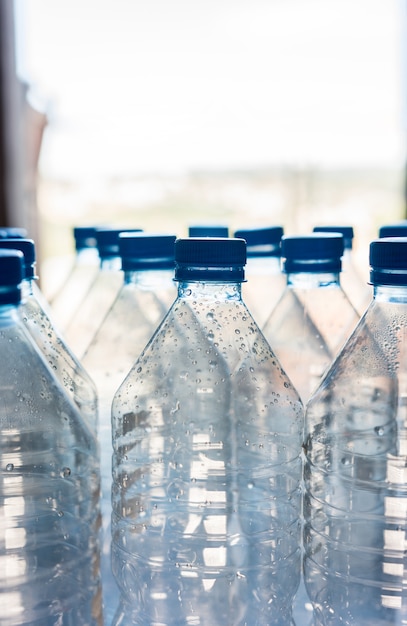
[113,296,303,410]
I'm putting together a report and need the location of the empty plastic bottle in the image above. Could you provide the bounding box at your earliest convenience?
[111,237,303,625]
[304,236,407,625]
[0,238,98,435]
[64,227,141,358]
[188,224,229,237]
[0,248,103,625]
[234,226,285,326]
[262,233,360,404]
[50,226,100,330]
[313,225,370,315]
[82,232,177,625]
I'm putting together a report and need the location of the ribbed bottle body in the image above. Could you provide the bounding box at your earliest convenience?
[304,293,407,625]
[0,310,102,625]
[112,281,303,625]
[83,269,176,625]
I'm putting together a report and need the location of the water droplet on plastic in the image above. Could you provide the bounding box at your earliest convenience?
[375,426,384,436]
[6,463,14,472]
[57,510,64,517]
[247,481,254,489]
[235,329,241,335]
[61,467,71,478]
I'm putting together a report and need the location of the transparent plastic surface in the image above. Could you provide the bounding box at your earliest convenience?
[82,269,176,625]
[50,247,100,330]
[241,256,285,327]
[304,286,407,625]
[0,306,102,625]
[340,247,371,316]
[111,281,303,625]
[64,258,123,359]
[20,279,98,435]
[262,272,360,404]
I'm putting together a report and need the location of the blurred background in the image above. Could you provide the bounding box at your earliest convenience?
[0,0,406,296]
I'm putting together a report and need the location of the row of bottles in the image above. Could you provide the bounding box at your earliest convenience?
[1,220,407,624]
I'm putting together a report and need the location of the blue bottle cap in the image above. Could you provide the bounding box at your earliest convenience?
[73,226,99,250]
[282,233,344,273]
[119,233,176,271]
[313,226,354,250]
[233,226,283,257]
[175,237,246,281]
[0,227,27,239]
[378,222,407,238]
[370,237,407,285]
[95,227,143,259]
[0,239,36,279]
[0,249,24,304]
[188,225,229,237]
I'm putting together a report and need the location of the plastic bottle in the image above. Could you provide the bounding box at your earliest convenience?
[313,225,370,315]
[262,233,360,405]
[111,237,303,626]
[50,226,100,330]
[0,238,98,435]
[303,236,407,625]
[233,226,285,327]
[0,248,103,625]
[188,224,229,237]
[82,232,177,625]
[64,227,141,358]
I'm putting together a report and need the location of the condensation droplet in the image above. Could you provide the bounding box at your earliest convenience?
[6,463,14,472]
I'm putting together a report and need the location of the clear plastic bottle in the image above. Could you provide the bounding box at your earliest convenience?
[304,236,407,625]
[234,226,285,327]
[0,248,103,625]
[262,233,360,404]
[50,226,100,330]
[111,237,303,626]
[0,238,98,435]
[82,232,177,625]
[64,227,141,358]
[313,225,370,315]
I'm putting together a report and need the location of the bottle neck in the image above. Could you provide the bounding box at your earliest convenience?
[373,283,407,304]
[100,256,122,271]
[124,268,174,288]
[286,271,341,289]
[246,255,282,274]
[0,302,20,328]
[21,278,35,299]
[177,280,243,302]
[76,247,99,265]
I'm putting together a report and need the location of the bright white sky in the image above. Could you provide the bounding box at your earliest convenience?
[15,0,406,179]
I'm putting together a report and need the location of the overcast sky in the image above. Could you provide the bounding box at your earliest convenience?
[15,0,406,179]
